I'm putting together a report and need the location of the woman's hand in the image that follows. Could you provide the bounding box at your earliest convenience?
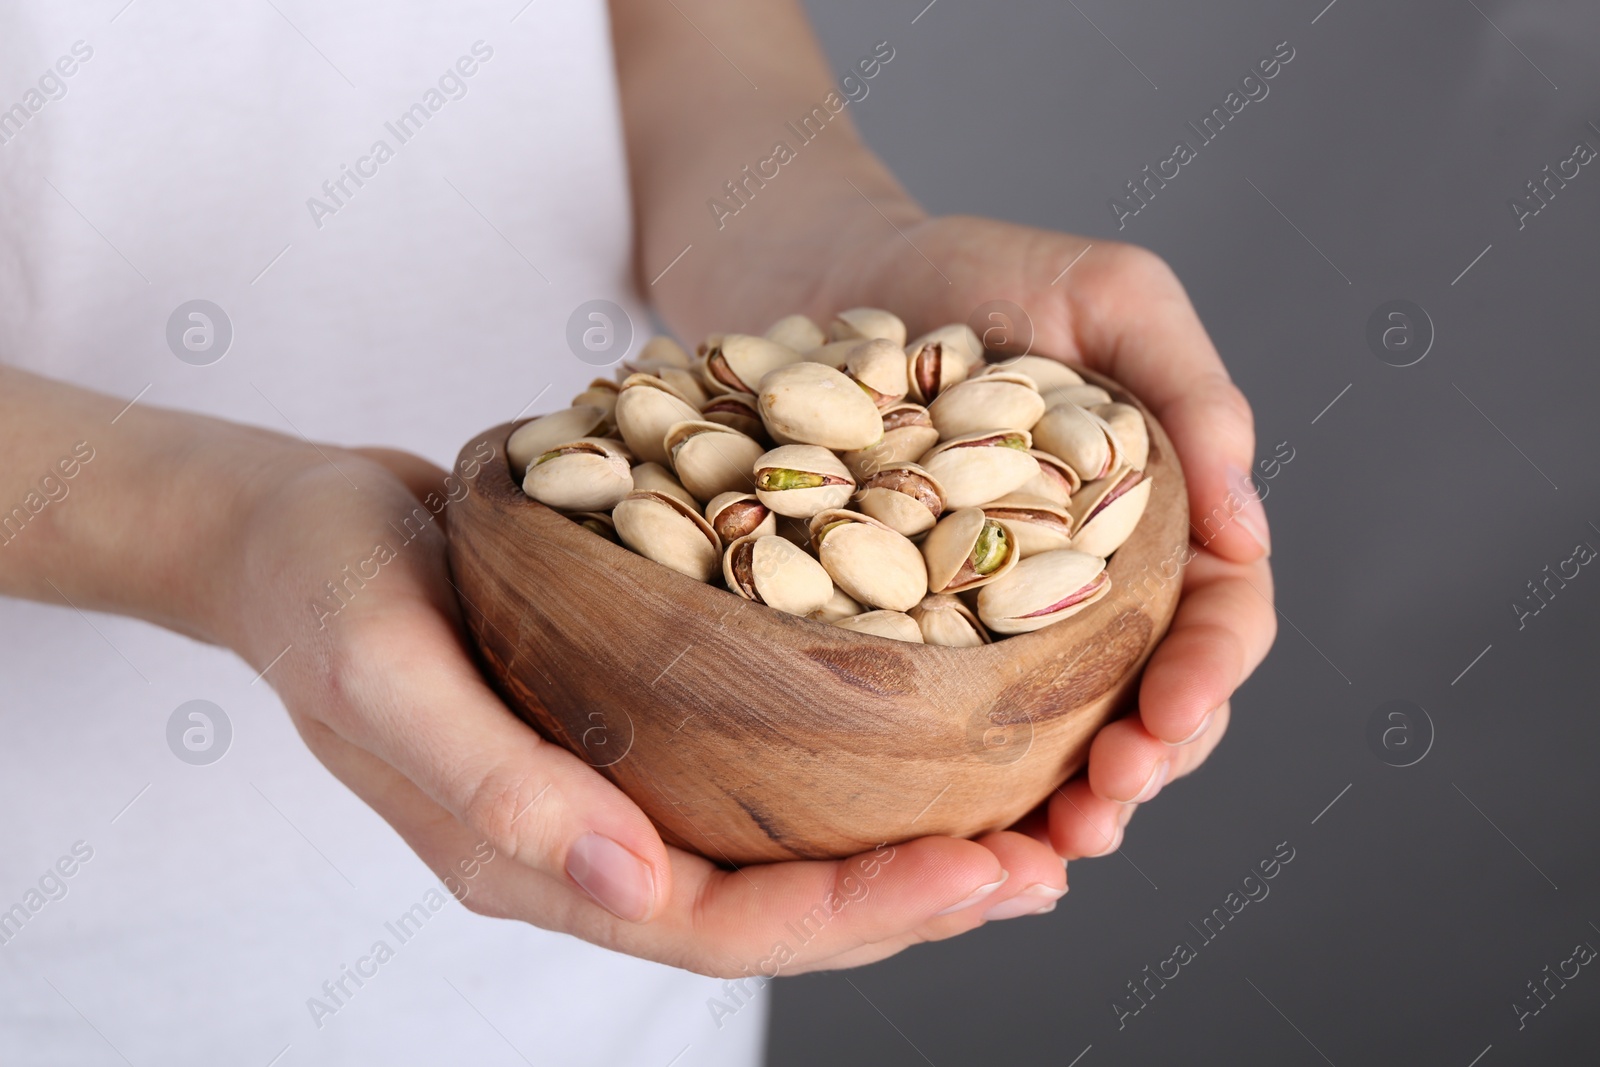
[223,442,1069,977]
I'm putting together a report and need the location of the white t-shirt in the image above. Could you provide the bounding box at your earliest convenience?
[0,4,766,1065]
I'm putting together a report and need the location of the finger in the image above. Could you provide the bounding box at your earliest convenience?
[1085,717,1170,804]
[1068,245,1269,563]
[1169,701,1231,783]
[1047,778,1124,859]
[1137,553,1276,744]
[349,446,450,503]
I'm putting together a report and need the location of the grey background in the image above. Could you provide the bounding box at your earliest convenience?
[774,1,1600,1064]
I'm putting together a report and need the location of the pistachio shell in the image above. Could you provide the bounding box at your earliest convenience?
[637,335,693,369]
[908,593,990,647]
[807,585,865,623]
[701,334,802,395]
[904,335,974,404]
[926,372,1046,441]
[907,324,983,367]
[656,366,709,409]
[570,378,621,418]
[1015,449,1082,506]
[752,445,855,518]
[571,511,618,542]
[723,534,834,617]
[920,508,1020,593]
[665,420,765,502]
[705,492,777,543]
[802,340,861,369]
[507,406,607,476]
[831,609,924,643]
[612,490,723,582]
[854,463,945,538]
[630,462,698,510]
[1030,403,1123,482]
[978,355,1084,392]
[764,313,826,353]
[831,307,906,347]
[757,362,884,451]
[844,338,910,409]
[838,403,939,480]
[1068,468,1152,557]
[808,509,929,611]
[918,430,1041,508]
[522,437,634,512]
[614,375,702,465]
[1040,383,1113,409]
[981,495,1075,557]
[977,549,1110,634]
[1093,402,1149,471]
[698,392,766,440]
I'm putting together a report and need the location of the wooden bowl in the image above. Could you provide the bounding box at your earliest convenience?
[445,368,1187,865]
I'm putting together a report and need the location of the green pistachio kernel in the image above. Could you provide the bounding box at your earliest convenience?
[757,468,825,491]
[970,521,1010,575]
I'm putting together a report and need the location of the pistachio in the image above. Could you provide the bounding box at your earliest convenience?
[981,495,1074,557]
[977,355,1084,392]
[665,420,766,502]
[614,374,702,466]
[907,324,984,368]
[757,362,885,451]
[636,335,694,369]
[908,593,990,647]
[698,392,766,440]
[1093,402,1149,471]
[630,461,699,511]
[753,445,855,518]
[1030,403,1123,483]
[705,492,777,543]
[764,313,826,353]
[926,371,1046,441]
[921,508,1020,593]
[831,609,925,643]
[802,340,862,370]
[918,430,1041,508]
[838,403,939,480]
[570,378,621,419]
[1067,466,1152,557]
[612,490,723,582]
[904,336,974,405]
[1015,449,1082,507]
[808,508,929,611]
[843,338,911,410]
[507,405,607,476]
[977,549,1110,634]
[807,585,865,623]
[571,510,618,542]
[854,462,945,538]
[1040,383,1113,409]
[701,334,802,395]
[522,437,634,512]
[724,534,835,617]
[831,307,906,347]
[656,366,709,409]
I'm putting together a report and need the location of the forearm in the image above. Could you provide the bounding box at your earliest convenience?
[608,0,921,337]
[0,367,305,646]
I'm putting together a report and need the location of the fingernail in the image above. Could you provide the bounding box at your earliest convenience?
[936,872,1009,915]
[1167,711,1214,746]
[1093,826,1125,857]
[1117,802,1139,828]
[983,883,1068,921]
[566,833,656,923]
[1225,464,1271,556]
[1131,762,1169,804]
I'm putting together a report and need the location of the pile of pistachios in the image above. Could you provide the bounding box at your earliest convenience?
[509,308,1153,645]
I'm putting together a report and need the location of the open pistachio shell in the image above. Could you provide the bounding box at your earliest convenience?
[831,307,907,347]
[838,403,940,480]
[705,492,777,543]
[570,511,618,542]
[698,393,766,440]
[522,437,634,512]
[977,549,1110,634]
[507,406,607,476]
[1015,449,1083,507]
[665,420,764,503]
[614,375,702,466]
[1093,402,1149,471]
[570,379,621,419]
[926,371,1046,441]
[918,430,1041,509]
[808,509,929,612]
[807,585,864,623]
[637,335,693,369]
[921,508,1021,593]
[908,593,990,647]
[904,335,975,404]
[1041,383,1113,409]
[753,445,855,518]
[723,534,834,617]
[844,338,910,410]
[654,366,709,410]
[802,340,861,370]
[978,355,1084,392]
[764,313,826,353]
[907,324,983,368]
[701,334,802,395]
[831,609,924,643]
[981,495,1075,557]
[854,462,945,538]
[630,462,698,511]
[1068,467,1153,557]
[612,490,723,582]
[757,362,884,451]
[1030,403,1123,483]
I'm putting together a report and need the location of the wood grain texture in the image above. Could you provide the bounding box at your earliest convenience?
[445,368,1188,865]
